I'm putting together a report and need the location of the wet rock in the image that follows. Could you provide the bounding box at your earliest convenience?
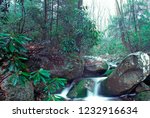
[83,56,108,77]
[67,79,95,99]
[101,51,150,96]
[0,76,34,101]
[135,91,150,101]
[27,44,84,80]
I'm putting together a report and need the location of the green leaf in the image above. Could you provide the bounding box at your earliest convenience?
[19,35,32,41]
[8,64,14,72]
[45,95,65,101]
[9,42,16,53]
[21,72,30,77]
[39,68,50,78]
[9,74,18,86]
[0,33,10,37]
[18,56,28,60]
[41,76,47,84]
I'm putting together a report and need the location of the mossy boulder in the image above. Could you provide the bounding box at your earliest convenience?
[67,79,95,99]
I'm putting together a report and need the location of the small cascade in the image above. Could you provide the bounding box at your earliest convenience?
[57,77,118,101]
[83,77,117,101]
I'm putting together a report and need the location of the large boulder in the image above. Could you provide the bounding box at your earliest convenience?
[100,51,150,96]
[27,44,84,80]
[83,56,108,77]
[0,75,34,101]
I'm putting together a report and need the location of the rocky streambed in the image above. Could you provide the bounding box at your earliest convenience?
[1,50,150,101]
[57,51,150,101]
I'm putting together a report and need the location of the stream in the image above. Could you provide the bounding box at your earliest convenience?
[57,77,119,101]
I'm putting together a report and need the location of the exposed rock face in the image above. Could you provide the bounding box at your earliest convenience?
[27,44,84,80]
[67,79,95,99]
[0,77,34,101]
[101,52,150,96]
[83,56,108,77]
[135,91,150,101]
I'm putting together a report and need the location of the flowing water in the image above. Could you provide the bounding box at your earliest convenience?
[57,77,118,101]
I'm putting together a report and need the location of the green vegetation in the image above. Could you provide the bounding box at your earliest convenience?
[0,33,67,101]
[109,0,150,52]
[93,0,150,55]
[0,0,100,56]
[0,0,101,101]
[1,0,150,101]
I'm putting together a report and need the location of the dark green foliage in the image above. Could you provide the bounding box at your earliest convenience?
[59,4,101,55]
[0,0,101,56]
[0,33,67,101]
[44,77,67,94]
[31,69,67,101]
[0,33,31,85]
[45,94,65,101]
[30,68,50,85]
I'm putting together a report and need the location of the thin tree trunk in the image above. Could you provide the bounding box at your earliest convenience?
[56,0,60,40]
[20,0,25,33]
[42,0,48,40]
[115,0,133,52]
[18,0,25,34]
[50,0,54,41]
[76,0,83,55]
[14,0,17,14]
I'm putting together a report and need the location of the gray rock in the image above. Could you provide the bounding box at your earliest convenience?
[1,77,34,101]
[101,51,150,96]
[83,56,108,77]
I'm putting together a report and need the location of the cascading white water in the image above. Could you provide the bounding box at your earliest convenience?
[83,77,118,101]
[57,77,118,101]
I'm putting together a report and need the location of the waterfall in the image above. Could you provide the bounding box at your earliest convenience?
[57,77,118,101]
[84,77,117,101]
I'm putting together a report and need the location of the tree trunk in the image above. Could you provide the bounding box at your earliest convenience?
[115,0,134,53]
[56,0,60,40]
[78,0,83,9]
[14,0,17,14]
[18,0,25,34]
[76,0,83,55]
[42,0,48,40]
[50,0,54,41]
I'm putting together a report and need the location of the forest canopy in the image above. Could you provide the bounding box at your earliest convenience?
[0,0,101,56]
